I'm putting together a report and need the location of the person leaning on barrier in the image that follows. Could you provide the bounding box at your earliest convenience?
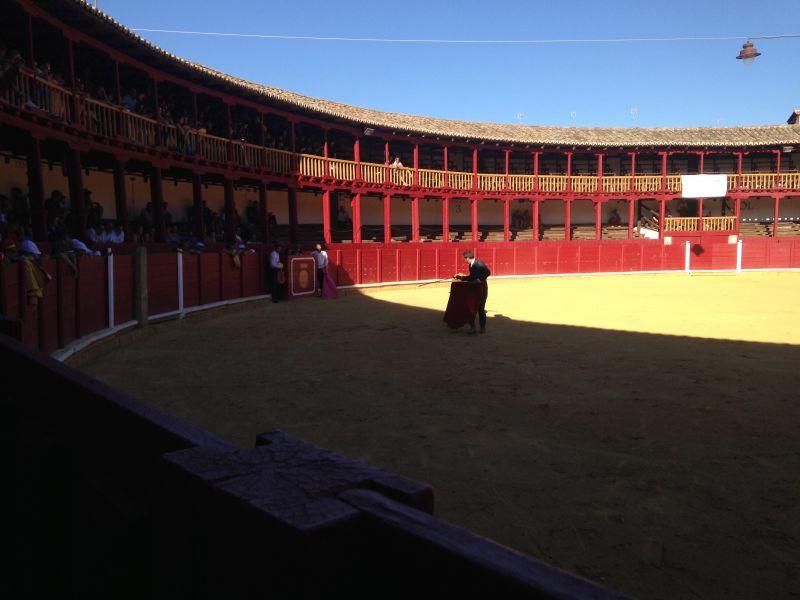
[455,250,491,335]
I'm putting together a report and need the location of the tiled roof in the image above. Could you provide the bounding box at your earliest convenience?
[59,0,800,149]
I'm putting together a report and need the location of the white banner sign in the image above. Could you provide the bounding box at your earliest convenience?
[681,174,728,198]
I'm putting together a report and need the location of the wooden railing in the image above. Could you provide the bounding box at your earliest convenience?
[509,175,535,192]
[2,67,800,198]
[448,171,473,191]
[664,217,699,232]
[477,173,505,192]
[197,133,229,164]
[121,111,158,147]
[361,163,386,184]
[265,147,294,175]
[389,166,414,186]
[539,176,568,193]
[77,96,118,138]
[740,173,777,190]
[635,175,661,192]
[329,158,357,181]
[703,216,737,231]
[571,176,597,193]
[299,154,327,178]
[602,176,631,193]
[665,175,682,193]
[419,169,445,188]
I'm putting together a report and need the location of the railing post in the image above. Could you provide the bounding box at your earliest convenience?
[736,239,743,273]
[177,251,184,317]
[134,247,148,327]
[107,253,115,328]
[472,148,478,191]
[684,240,691,273]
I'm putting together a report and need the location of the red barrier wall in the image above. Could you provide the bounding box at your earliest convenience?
[199,253,221,305]
[220,255,241,301]
[114,255,134,324]
[148,254,179,316]
[77,256,107,338]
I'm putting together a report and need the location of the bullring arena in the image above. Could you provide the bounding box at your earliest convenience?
[3,0,800,598]
[75,272,800,600]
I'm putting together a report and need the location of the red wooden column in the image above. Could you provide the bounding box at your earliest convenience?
[66,147,87,241]
[503,199,510,242]
[322,190,332,245]
[384,140,390,184]
[472,148,478,190]
[411,196,420,242]
[413,144,419,186]
[660,152,668,191]
[773,196,781,237]
[113,157,129,239]
[223,177,236,244]
[533,152,541,191]
[323,130,330,177]
[627,199,635,240]
[287,186,299,243]
[471,199,479,241]
[442,196,450,242]
[658,198,666,240]
[596,152,604,194]
[533,199,540,241]
[735,152,743,190]
[697,197,704,233]
[504,150,510,190]
[564,199,572,241]
[150,166,165,243]
[258,181,269,244]
[351,193,362,243]
[565,151,573,192]
[630,152,637,192]
[775,150,782,188]
[594,201,602,241]
[383,194,392,243]
[734,196,741,235]
[354,138,362,180]
[443,146,450,188]
[26,135,45,241]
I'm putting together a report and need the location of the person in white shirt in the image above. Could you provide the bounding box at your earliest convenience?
[391,156,403,169]
[268,244,283,303]
[312,242,328,297]
[110,224,125,244]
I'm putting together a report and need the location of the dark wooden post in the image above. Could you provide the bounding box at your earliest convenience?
[322,190,332,245]
[113,157,129,238]
[224,177,236,244]
[66,147,87,241]
[192,173,204,240]
[150,166,165,242]
[383,194,392,243]
[258,182,269,244]
[133,246,148,327]
[27,135,46,241]
[288,186,298,243]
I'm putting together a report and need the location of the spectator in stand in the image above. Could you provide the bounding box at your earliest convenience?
[166,225,181,244]
[45,190,67,226]
[87,223,99,246]
[131,224,146,243]
[121,88,137,112]
[607,208,622,226]
[0,46,24,103]
[70,235,100,256]
[111,223,125,244]
[100,222,114,243]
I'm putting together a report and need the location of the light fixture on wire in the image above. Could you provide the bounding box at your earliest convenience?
[736,40,761,65]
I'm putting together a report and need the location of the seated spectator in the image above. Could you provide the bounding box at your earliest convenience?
[87,224,100,245]
[110,223,125,244]
[166,225,181,244]
[70,236,100,256]
[19,238,42,258]
[607,208,622,226]
[99,222,114,243]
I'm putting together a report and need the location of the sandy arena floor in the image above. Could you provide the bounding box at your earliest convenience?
[77,271,800,599]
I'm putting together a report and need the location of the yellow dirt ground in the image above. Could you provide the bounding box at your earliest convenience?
[77,271,800,600]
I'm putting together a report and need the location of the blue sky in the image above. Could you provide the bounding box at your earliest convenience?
[98,0,799,128]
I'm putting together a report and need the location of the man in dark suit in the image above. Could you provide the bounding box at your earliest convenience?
[456,250,490,334]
